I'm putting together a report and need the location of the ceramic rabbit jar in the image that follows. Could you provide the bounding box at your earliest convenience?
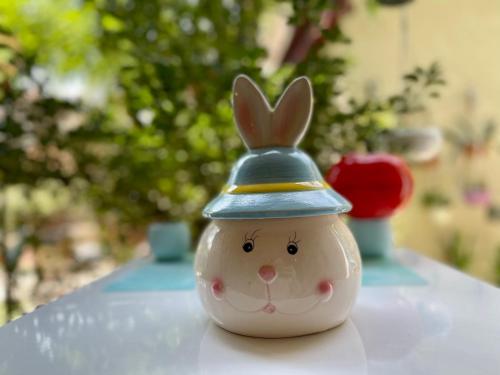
[195,75,361,338]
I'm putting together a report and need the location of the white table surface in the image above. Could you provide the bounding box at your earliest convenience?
[1,249,499,375]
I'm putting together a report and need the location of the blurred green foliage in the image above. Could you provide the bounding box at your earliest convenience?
[495,245,500,286]
[443,231,472,271]
[420,189,451,208]
[0,0,444,234]
[0,0,447,319]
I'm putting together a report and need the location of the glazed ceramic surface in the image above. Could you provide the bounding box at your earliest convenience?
[326,153,414,258]
[195,75,361,337]
[148,222,190,261]
[203,147,351,220]
[348,217,392,258]
[195,215,361,338]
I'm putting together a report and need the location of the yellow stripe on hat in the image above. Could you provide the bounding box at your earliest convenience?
[223,180,330,194]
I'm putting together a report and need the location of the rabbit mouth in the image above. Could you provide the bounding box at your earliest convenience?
[224,284,325,315]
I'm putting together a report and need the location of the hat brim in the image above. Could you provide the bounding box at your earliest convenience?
[203,189,352,219]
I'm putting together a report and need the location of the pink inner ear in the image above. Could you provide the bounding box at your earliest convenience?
[237,102,255,133]
[271,78,311,147]
[273,96,299,141]
[273,112,288,140]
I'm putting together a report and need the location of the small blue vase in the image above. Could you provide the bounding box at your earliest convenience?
[148,222,191,261]
[348,217,392,258]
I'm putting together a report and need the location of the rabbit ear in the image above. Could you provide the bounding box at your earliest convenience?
[271,77,313,147]
[232,75,272,149]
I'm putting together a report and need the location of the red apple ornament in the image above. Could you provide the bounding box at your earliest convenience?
[326,153,414,257]
[326,153,413,218]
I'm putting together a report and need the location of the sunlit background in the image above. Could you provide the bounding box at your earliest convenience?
[1,0,499,324]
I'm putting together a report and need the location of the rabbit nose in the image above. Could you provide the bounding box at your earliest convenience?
[258,265,277,283]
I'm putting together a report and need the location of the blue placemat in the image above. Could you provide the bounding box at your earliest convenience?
[362,257,427,286]
[104,258,196,292]
[104,256,426,292]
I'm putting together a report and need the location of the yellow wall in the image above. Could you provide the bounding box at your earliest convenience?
[341,0,500,284]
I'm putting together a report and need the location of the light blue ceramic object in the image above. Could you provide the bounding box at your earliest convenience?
[203,146,350,219]
[202,73,351,220]
[195,75,362,338]
[104,254,425,293]
[348,217,392,257]
[148,222,191,261]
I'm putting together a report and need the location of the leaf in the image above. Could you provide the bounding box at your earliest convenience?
[322,28,351,44]
[403,73,418,82]
[101,14,124,33]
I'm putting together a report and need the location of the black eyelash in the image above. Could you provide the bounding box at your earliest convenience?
[288,231,300,243]
[245,229,260,242]
[286,232,300,255]
[242,229,260,253]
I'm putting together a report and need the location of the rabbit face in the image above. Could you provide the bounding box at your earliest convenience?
[195,214,361,338]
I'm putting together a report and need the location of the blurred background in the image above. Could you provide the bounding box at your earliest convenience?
[1,0,499,324]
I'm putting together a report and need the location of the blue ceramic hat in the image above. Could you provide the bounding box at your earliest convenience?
[203,75,351,220]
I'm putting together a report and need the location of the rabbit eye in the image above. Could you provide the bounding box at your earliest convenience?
[287,232,300,255]
[287,242,298,255]
[242,230,259,253]
[242,241,254,253]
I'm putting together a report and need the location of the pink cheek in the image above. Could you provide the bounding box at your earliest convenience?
[317,280,334,302]
[211,278,224,300]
